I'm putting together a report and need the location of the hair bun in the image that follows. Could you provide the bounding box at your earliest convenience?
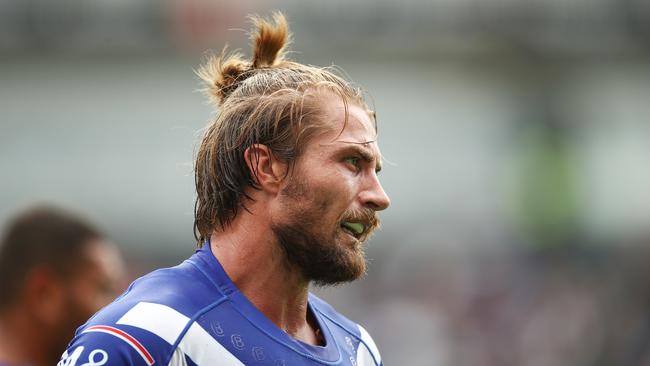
[251,12,289,68]
[198,12,290,106]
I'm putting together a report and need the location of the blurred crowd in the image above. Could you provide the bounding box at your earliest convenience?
[324,239,650,366]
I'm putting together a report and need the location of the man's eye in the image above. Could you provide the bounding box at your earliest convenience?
[345,157,361,170]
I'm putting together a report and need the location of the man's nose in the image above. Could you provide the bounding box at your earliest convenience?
[360,174,390,211]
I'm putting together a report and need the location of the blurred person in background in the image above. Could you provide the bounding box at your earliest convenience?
[0,205,126,366]
[59,12,389,366]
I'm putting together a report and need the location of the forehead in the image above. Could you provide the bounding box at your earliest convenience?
[316,96,380,153]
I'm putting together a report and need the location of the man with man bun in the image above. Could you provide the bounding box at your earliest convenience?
[60,13,389,365]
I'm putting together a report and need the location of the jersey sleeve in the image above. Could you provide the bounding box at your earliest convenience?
[58,325,165,366]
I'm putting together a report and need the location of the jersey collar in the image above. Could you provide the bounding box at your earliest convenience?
[191,241,341,362]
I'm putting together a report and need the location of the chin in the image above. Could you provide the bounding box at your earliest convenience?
[337,228,363,247]
[309,249,367,287]
[272,222,368,286]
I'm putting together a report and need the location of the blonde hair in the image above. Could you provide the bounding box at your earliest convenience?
[193,12,374,242]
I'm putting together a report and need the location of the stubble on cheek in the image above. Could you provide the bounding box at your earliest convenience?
[274,177,367,286]
[280,175,342,230]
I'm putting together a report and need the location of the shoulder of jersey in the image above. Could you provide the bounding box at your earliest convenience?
[90,258,221,323]
[59,259,224,366]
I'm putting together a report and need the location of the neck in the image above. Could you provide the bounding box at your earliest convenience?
[209,212,322,345]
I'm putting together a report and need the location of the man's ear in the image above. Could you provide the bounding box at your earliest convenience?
[244,144,287,194]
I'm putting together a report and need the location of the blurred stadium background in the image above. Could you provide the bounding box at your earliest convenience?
[2,0,650,364]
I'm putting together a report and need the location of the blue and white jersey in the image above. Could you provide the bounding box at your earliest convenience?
[58,243,382,366]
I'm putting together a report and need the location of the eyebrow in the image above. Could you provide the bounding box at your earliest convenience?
[337,142,383,173]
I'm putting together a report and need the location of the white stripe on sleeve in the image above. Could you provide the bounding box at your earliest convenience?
[117,302,244,366]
